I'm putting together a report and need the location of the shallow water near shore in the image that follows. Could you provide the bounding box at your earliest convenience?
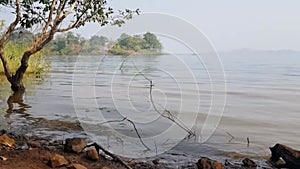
[0,52,300,165]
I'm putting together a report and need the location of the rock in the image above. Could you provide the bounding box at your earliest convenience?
[224,159,230,166]
[0,156,8,161]
[0,134,16,149]
[64,138,87,153]
[85,146,99,161]
[242,158,257,167]
[152,158,161,165]
[269,143,300,169]
[67,163,87,169]
[196,157,223,169]
[27,140,41,148]
[213,162,223,169]
[197,158,212,169]
[102,166,111,169]
[48,154,68,168]
[128,161,137,168]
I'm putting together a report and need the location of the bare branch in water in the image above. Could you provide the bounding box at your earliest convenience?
[126,118,151,151]
[99,116,150,151]
[223,129,235,143]
[98,117,127,125]
[247,137,250,147]
[119,55,129,71]
[131,61,195,137]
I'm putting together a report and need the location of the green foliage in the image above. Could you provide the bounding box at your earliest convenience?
[80,35,110,55]
[109,44,134,55]
[143,32,162,51]
[0,27,48,75]
[1,41,49,74]
[50,36,66,54]
[47,32,85,55]
[66,32,81,45]
[1,0,139,29]
[9,28,35,44]
[0,20,4,30]
[90,35,109,46]
[109,32,163,55]
[119,33,130,41]
[118,35,147,51]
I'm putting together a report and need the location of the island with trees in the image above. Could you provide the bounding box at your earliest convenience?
[47,32,163,56]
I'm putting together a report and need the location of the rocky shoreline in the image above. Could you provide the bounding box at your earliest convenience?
[0,130,291,169]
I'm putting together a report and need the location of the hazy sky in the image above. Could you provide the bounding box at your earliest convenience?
[1,0,300,51]
[108,0,300,51]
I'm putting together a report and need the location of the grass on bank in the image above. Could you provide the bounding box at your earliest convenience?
[0,42,49,75]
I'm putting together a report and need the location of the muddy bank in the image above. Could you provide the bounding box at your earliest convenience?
[0,130,126,169]
[0,130,281,169]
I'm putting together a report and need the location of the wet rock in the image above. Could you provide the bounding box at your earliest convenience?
[128,161,137,168]
[269,143,300,169]
[102,166,112,169]
[0,156,8,161]
[67,163,88,169]
[131,161,156,169]
[64,138,87,153]
[27,140,41,148]
[85,146,99,161]
[0,129,7,135]
[224,159,231,166]
[48,154,68,168]
[152,158,160,165]
[242,158,257,167]
[20,143,29,150]
[0,134,16,149]
[196,157,223,169]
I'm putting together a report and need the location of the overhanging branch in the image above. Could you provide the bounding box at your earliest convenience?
[0,0,21,81]
[0,0,21,46]
[42,0,57,34]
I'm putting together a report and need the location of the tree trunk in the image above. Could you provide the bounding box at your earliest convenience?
[1,55,28,92]
[10,80,25,92]
[10,54,30,92]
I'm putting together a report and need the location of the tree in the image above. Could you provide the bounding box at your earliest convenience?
[143,32,162,52]
[111,32,162,53]
[118,33,130,41]
[66,32,80,45]
[50,34,66,54]
[9,28,34,44]
[0,0,138,91]
[89,35,109,46]
[0,20,4,30]
[118,35,147,51]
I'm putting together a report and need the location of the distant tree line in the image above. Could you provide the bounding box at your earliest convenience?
[4,29,163,56]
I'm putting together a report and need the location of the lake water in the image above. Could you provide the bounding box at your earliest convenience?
[0,51,299,162]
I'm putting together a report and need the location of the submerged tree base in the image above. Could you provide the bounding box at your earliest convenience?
[10,84,25,92]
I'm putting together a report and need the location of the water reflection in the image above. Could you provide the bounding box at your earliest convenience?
[6,90,31,115]
[0,73,47,119]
